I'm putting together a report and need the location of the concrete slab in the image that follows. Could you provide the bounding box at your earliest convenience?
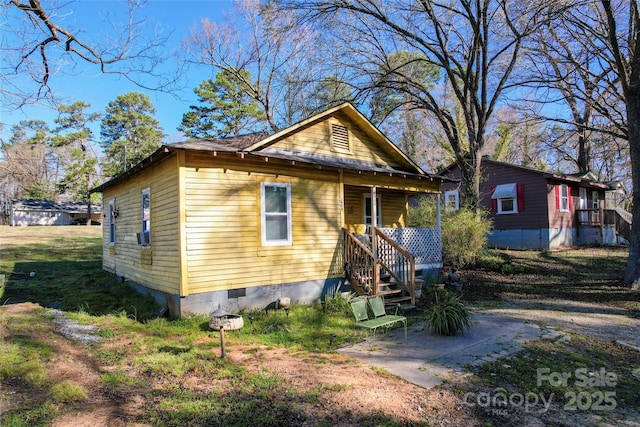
[337,312,541,389]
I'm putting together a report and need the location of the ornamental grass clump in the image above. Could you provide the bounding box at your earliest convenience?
[425,288,471,336]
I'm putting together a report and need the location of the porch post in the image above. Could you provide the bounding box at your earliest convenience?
[436,192,442,230]
[371,186,377,256]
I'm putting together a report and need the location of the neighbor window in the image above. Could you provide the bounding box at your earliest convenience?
[444,190,459,211]
[140,188,150,246]
[109,198,116,245]
[559,184,570,212]
[491,183,520,214]
[364,195,382,226]
[261,182,292,246]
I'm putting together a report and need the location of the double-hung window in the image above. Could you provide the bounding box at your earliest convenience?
[559,184,570,212]
[109,198,116,245]
[140,188,150,246]
[444,190,459,211]
[261,182,292,246]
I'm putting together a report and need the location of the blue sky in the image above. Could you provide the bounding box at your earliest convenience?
[2,0,235,143]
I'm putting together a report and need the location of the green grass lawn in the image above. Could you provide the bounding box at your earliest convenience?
[0,225,159,320]
[2,226,639,426]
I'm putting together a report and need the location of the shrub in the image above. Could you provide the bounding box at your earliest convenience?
[409,197,492,270]
[323,292,355,316]
[422,286,450,306]
[424,289,471,336]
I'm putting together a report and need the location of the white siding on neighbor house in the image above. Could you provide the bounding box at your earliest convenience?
[12,211,68,226]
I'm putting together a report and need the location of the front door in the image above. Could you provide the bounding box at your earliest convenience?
[363,195,382,228]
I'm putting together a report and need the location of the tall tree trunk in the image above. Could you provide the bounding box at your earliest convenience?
[576,123,590,174]
[624,94,640,289]
[459,150,483,213]
[86,198,92,227]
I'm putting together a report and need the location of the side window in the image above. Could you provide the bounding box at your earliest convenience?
[491,183,523,214]
[559,184,569,212]
[261,182,292,246]
[109,198,116,245]
[139,188,150,246]
[444,190,459,211]
[498,197,516,214]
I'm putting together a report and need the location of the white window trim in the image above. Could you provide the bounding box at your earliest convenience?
[109,198,116,245]
[497,197,518,214]
[261,182,292,246]
[141,188,150,246]
[444,190,459,211]
[560,184,570,212]
[592,191,599,209]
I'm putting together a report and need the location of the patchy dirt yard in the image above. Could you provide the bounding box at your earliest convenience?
[3,297,640,427]
[3,247,640,426]
[1,303,480,426]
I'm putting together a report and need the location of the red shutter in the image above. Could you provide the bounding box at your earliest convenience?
[555,185,560,210]
[490,186,497,212]
[517,184,525,211]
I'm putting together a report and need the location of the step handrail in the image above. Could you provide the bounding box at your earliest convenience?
[343,228,377,295]
[343,228,413,301]
[374,228,416,305]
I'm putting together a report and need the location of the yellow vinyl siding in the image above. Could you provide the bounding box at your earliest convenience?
[98,105,442,302]
[182,157,343,293]
[100,157,180,295]
[268,112,407,170]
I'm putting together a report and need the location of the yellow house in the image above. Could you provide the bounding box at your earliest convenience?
[92,103,445,316]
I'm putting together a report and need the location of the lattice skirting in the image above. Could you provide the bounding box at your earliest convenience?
[378,227,442,265]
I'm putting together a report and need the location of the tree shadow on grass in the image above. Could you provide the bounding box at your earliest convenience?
[1,260,159,321]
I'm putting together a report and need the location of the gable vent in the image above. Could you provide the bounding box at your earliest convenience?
[331,124,350,152]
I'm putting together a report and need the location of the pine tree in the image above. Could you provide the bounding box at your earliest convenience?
[100,92,164,178]
[179,69,265,139]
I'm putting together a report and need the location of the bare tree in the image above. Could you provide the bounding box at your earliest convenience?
[1,0,178,108]
[181,0,331,132]
[286,0,552,209]
[516,2,627,176]
[596,0,640,288]
[523,0,637,287]
[0,120,56,200]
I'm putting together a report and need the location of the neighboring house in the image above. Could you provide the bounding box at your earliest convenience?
[440,158,629,250]
[91,103,447,316]
[11,200,102,226]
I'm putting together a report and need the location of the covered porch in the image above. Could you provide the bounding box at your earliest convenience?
[341,182,442,306]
